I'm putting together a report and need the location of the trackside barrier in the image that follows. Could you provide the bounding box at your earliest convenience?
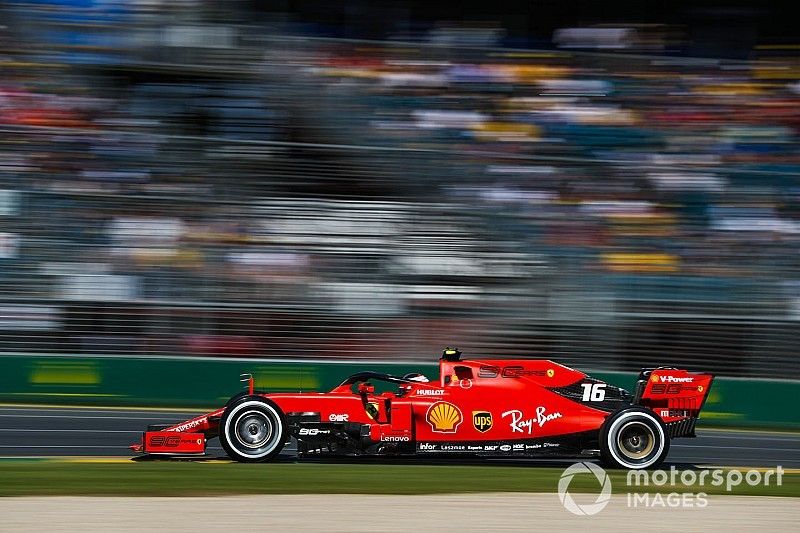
[0,355,796,430]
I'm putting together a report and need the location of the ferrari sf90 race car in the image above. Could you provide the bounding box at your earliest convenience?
[131,349,713,469]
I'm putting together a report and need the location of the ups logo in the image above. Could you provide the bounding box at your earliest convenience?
[472,411,493,433]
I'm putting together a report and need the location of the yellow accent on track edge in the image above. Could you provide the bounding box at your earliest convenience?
[0,457,796,473]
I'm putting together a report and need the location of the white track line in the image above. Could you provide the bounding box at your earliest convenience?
[0,408,201,416]
[0,429,139,433]
[694,434,800,442]
[0,444,133,450]
[674,444,800,452]
[0,415,184,420]
[0,445,229,448]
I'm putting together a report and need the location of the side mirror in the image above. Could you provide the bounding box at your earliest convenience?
[357,382,375,394]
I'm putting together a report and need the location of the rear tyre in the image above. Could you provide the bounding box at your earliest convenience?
[219,396,287,462]
[599,407,669,470]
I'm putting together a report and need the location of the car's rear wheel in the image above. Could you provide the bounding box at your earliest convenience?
[599,407,669,469]
[219,396,287,462]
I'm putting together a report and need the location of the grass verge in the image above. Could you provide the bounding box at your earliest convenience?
[0,460,797,497]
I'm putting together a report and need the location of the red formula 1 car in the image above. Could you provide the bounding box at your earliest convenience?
[131,348,713,469]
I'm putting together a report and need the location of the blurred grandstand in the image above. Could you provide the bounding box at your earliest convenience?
[1,1,799,378]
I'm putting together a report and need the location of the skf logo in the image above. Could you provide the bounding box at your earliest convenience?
[472,411,493,433]
[426,402,463,433]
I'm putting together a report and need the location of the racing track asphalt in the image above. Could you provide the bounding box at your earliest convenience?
[0,405,798,468]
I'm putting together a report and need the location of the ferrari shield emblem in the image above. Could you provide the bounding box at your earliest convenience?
[366,401,380,420]
[472,411,493,433]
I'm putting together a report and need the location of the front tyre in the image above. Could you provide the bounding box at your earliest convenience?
[599,407,669,469]
[219,396,287,462]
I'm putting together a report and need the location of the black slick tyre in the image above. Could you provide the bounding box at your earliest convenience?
[599,407,669,469]
[219,396,287,463]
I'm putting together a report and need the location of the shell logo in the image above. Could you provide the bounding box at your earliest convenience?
[426,402,463,433]
[651,374,660,383]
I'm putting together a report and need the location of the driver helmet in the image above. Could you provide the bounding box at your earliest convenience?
[403,372,429,383]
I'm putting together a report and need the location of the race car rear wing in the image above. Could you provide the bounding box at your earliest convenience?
[633,367,714,438]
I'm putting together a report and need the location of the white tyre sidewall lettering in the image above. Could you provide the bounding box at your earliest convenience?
[606,411,665,469]
[223,400,283,459]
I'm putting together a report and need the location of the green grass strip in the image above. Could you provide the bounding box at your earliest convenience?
[0,461,797,497]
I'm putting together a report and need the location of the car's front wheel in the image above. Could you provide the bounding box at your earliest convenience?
[599,407,669,469]
[219,396,287,462]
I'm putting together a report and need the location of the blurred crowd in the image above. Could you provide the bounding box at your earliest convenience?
[0,1,799,377]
